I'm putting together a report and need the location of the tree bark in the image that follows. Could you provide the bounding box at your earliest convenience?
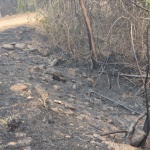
[79,0,99,69]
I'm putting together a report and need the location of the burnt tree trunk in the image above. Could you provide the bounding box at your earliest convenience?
[79,0,99,69]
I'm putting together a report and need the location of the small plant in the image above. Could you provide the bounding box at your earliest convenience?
[0,119,8,127]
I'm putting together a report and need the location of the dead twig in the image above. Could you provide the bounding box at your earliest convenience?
[100,130,128,136]
[131,24,144,84]
[129,0,150,12]
[89,90,141,115]
[120,73,150,79]
[126,111,147,144]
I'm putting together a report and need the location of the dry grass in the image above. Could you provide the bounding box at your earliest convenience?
[35,0,150,70]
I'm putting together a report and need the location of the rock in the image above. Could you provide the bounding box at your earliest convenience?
[23,147,31,150]
[8,51,14,56]
[90,141,96,144]
[15,132,26,137]
[72,80,76,83]
[38,65,47,70]
[66,135,71,138]
[10,83,27,92]
[87,78,95,87]
[45,67,55,74]
[49,59,59,66]
[76,114,90,121]
[38,47,50,57]
[15,43,26,49]
[105,118,113,124]
[1,53,8,56]
[64,102,76,110]
[130,129,146,146]
[107,107,114,111]
[54,100,62,104]
[63,110,74,115]
[46,68,66,82]
[68,94,76,99]
[7,142,17,146]
[2,44,14,50]
[82,72,87,78]
[68,98,76,103]
[18,137,32,146]
[73,84,77,89]
[51,108,59,113]
[102,107,107,111]
[27,45,37,52]
[68,68,81,76]
[102,141,140,150]
[53,85,61,90]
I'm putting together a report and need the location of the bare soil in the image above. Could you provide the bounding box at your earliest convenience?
[0,16,150,150]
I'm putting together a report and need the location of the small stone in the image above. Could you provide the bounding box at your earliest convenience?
[70,123,74,126]
[82,72,87,77]
[130,129,146,146]
[38,48,50,57]
[66,135,71,138]
[23,147,31,150]
[10,83,27,92]
[15,43,26,49]
[107,107,114,111]
[7,142,17,146]
[8,51,14,56]
[63,110,74,115]
[2,44,14,50]
[102,107,107,111]
[53,85,61,90]
[15,133,26,137]
[68,68,81,76]
[90,141,95,144]
[68,94,76,99]
[87,78,95,87]
[72,80,76,83]
[64,103,76,110]
[54,100,62,104]
[106,118,113,124]
[27,96,34,100]
[51,108,59,113]
[27,45,37,52]
[80,82,83,86]
[68,98,76,103]
[18,137,32,146]
[50,59,59,66]
[73,84,77,89]
[1,53,8,56]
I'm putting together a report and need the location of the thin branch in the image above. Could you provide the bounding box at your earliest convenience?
[120,73,150,79]
[131,24,144,84]
[126,111,147,143]
[89,90,141,115]
[129,0,150,12]
[100,130,128,136]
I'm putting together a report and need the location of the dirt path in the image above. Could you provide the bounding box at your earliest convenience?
[0,13,37,31]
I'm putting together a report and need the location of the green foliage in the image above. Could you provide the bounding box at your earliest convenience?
[39,17,50,33]
[17,0,26,13]
[17,0,36,13]
[145,0,150,9]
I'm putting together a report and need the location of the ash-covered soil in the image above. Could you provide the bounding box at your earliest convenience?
[0,26,149,150]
